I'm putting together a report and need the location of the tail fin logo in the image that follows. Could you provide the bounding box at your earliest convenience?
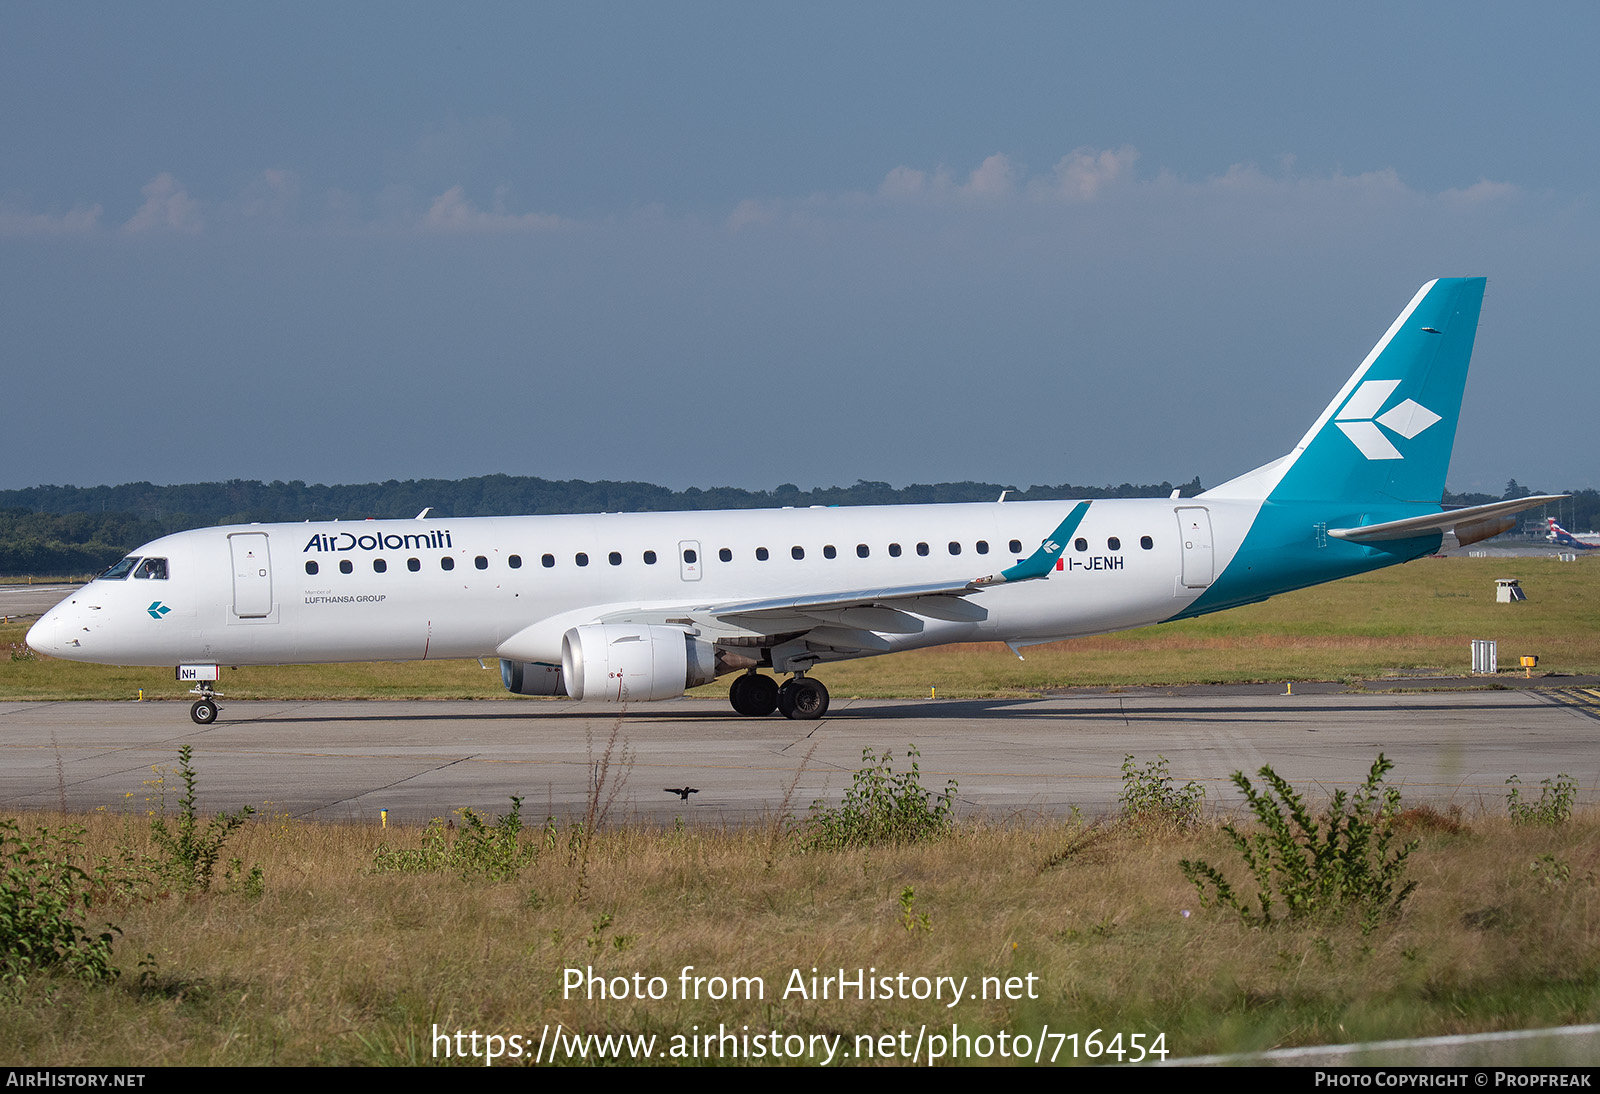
[1332,379,1442,461]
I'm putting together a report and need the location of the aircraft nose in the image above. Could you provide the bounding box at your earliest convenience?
[26,613,61,655]
[25,607,84,657]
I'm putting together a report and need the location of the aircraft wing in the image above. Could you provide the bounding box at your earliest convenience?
[1328,495,1564,546]
[596,582,988,653]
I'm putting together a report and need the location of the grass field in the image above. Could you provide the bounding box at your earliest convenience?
[3,787,1596,1065]
[4,555,1598,1065]
[5,556,1597,702]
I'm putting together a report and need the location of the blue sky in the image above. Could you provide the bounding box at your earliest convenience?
[3,2,1595,497]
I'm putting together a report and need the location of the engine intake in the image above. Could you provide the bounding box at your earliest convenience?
[500,659,567,696]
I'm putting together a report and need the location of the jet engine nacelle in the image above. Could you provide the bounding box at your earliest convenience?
[499,659,567,696]
[561,624,717,702]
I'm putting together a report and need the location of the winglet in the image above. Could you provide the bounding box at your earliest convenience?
[971,502,1091,587]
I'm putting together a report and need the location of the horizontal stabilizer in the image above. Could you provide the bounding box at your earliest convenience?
[1329,495,1565,547]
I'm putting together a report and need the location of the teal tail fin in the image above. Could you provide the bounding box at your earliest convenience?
[1206,278,1486,504]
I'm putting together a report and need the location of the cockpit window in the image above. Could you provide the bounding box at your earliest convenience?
[101,557,141,580]
[133,557,168,580]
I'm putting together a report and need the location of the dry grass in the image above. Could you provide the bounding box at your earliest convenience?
[4,798,1598,1065]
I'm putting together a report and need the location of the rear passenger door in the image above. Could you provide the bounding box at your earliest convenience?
[1175,508,1214,588]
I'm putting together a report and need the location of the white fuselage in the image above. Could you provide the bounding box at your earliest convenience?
[27,498,1257,670]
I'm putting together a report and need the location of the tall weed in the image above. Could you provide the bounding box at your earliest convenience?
[798,746,957,851]
[147,746,256,893]
[1118,754,1204,831]
[372,797,540,881]
[1180,753,1417,933]
[0,819,120,994]
[1506,774,1577,826]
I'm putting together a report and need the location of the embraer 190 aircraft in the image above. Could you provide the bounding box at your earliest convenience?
[29,278,1561,724]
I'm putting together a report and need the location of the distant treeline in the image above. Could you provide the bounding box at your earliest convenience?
[2,474,1592,576]
[0,474,1202,575]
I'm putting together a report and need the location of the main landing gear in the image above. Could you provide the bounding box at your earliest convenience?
[728,671,829,720]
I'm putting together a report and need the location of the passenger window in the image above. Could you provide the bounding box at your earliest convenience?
[889,543,902,557]
[339,560,353,574]
[643,550,657,565]
[792,546,805,560]
[407,558,421,572]
[823,545,837,559]
[1140,536,1154,550]
[683,548,697,564]
[857,544,870,558]
[948,542,961,556]
[134,557,168,579]
[976,540,989,555]
[916,542,929,556]
[575,553,589,567]
[1108,537,1121,551]
[719,547,732,562]
[756,547,769,561]
[441,556,455,571]
[374,558,387,573]
[475,556,488,570]
[305,561,318,575]
[1009,539,1022,555]
[1074,538,1088,552]
[508,555,522,569]
[609,551,622,566]
[542,554,555,568]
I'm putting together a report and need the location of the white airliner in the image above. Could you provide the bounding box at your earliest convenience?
[28,278,1561,725]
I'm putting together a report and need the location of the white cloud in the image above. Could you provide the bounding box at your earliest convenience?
[240,169,300,222]
[963,153,1016,197]
[422,185,563,231]
[1441,178,1519,207]
[727,197,778,231]
[123,173,203,234]
[1036,146,1139,201]
[874,155,1017,202]
[0,202,102,236]
[878,148,1131,206]
[878,165,929,199]
[852,148,1522,231]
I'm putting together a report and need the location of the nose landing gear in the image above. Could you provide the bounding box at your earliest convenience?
[188,685,222,725]
[175,665,224,724]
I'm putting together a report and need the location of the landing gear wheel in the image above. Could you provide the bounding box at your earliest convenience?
[729,673,780,716]
[777,677,829,720]
[190,698,218,725]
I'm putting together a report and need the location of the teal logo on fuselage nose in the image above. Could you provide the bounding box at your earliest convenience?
[147,602,170,620]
